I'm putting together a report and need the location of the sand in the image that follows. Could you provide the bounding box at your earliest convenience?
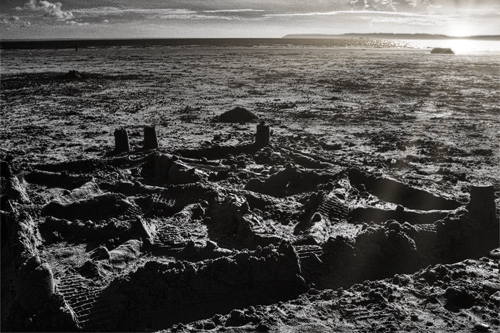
[1,42,499,332]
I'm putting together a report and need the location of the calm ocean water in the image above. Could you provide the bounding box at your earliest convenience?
[403,39,500,54]
[1,38,499,75]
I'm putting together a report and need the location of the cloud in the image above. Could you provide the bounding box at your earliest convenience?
[67,20,88,26]
[368,14,444,27]
[21,0,74,20]
[71,6,266,23]
[2,1,499,39]
[202,9,265,13]
[72,7,187,16]
[264,10,434,18]
[265,11,341,17]
[349,0,396,12]
[0,14,31,27]
[347,0,437,12]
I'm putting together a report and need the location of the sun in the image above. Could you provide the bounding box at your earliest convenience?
[447,23,476,38]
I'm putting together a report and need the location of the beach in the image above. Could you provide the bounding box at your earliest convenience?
[1,39,499,332]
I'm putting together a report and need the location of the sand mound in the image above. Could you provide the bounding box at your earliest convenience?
[216,107,258,123]
[58,70,85,79]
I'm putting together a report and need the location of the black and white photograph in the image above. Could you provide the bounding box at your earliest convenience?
[1,1,499,332]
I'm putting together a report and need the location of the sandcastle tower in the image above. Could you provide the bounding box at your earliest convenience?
[15,256,55,314]
[468,185,497,224]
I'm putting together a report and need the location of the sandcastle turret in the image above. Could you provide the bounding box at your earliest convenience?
[468,185,497,224]
[114,128,130,153]
[255,121,270,148]
[144,126,159,149]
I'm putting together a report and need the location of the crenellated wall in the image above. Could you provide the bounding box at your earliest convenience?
[102,242,307,331]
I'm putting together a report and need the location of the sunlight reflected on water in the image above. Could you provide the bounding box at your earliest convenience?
[408,39,500,54]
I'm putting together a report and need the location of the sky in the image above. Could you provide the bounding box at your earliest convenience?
[0,0,499,40]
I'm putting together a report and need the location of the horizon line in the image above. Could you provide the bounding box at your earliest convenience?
[2,33,500,43]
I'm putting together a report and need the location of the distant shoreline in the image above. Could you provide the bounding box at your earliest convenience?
[1,34,499,50]
[0,38,350,50]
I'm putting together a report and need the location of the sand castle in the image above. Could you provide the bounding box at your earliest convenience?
[1,124,498,331]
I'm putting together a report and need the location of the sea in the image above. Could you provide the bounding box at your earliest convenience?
[1,37,500,75]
